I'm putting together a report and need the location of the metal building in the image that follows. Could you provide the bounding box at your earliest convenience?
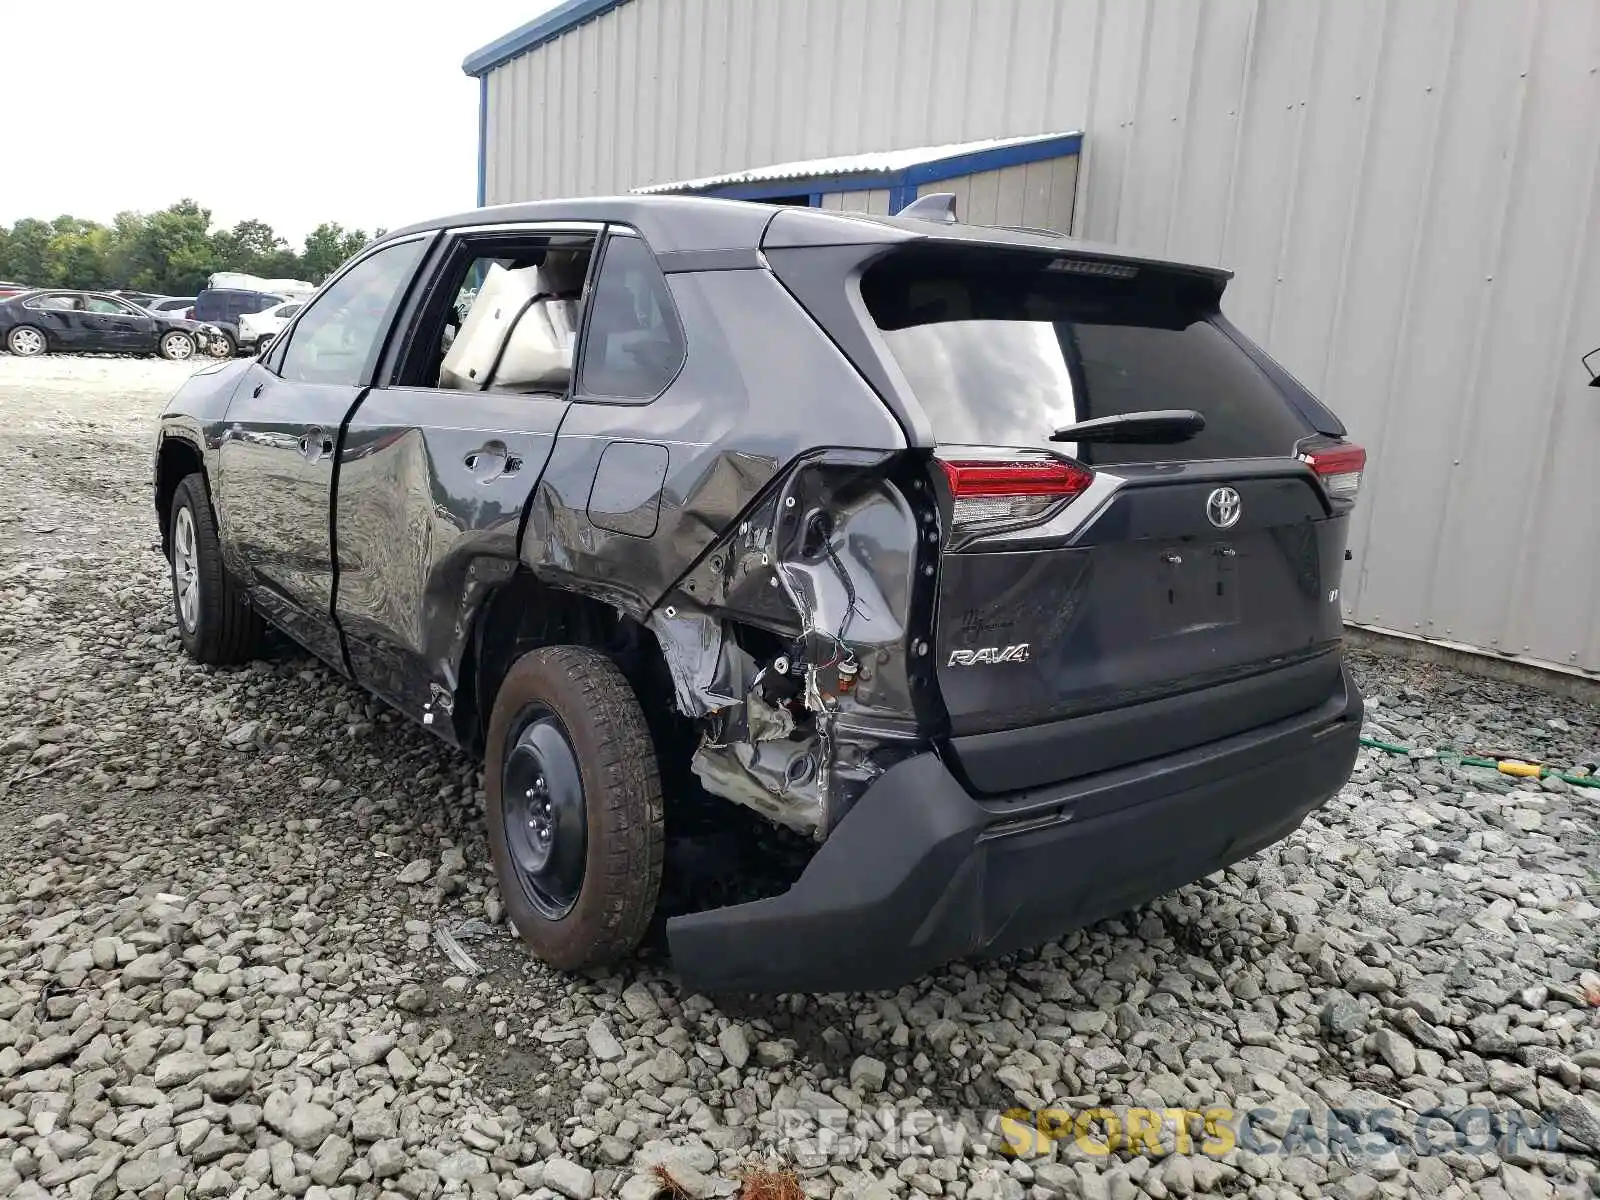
[633,131,1083,232]
[464,0,1600,678]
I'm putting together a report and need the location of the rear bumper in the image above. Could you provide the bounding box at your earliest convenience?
[667,665,1362,994]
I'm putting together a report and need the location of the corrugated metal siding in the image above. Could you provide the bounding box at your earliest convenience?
[918,157,1078,231]
[816,190,894,215]
[482,0,1600,673]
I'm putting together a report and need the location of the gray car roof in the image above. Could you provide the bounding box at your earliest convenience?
[381,193,1230,278]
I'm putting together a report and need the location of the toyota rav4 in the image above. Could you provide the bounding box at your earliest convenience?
[152,194,1364,993]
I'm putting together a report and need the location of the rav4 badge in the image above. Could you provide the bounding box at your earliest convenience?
[948,644,1031,667]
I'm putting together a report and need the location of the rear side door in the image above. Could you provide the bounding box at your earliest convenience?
[215,235,431,669]
[21,294,88,348]
[333,222,599,726]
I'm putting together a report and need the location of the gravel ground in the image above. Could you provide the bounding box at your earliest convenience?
[1,354,1598,1200]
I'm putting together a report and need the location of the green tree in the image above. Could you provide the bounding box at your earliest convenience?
[4,218,56,285]
[213,218,285,275]
[301,222,370,282]
[43,218,114,289]
[0,202,368,291]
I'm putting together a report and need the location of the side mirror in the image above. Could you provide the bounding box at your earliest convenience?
[1585,347,1599,387]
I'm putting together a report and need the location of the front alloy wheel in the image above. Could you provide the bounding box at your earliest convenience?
[168,472,264,664]
[160,331,195,361]
[172,505,201,633]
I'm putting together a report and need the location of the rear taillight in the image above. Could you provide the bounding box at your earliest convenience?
[938,456,1094,530]
[1301,443,1366,501]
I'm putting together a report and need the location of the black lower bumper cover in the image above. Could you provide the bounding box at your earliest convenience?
[667,667,1363,994]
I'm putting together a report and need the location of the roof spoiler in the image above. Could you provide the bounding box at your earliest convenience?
[897,192,958,225]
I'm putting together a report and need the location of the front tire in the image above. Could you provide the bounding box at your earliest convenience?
[217,330,238,357]
[170,473,264,664]
[158,331,196,361]
[7,325,48,357]
[486,646,664,972]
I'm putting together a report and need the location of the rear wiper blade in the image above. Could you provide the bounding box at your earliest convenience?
[1048,409,1205,444]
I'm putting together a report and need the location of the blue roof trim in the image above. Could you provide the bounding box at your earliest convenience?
[464,0,630,76]
[699,172,905,202]
[475,74,488,206]
[687,134,1083,215]
[903,132,1082,187]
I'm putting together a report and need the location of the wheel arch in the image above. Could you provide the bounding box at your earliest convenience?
[155,432,207,558]
[453,566,687,766]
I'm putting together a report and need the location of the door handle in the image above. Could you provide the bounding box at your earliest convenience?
[298,427,334,461]
[252,383,264,398]
[464,441,522,482]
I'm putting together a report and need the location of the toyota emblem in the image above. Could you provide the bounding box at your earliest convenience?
[1206,486,1242,529]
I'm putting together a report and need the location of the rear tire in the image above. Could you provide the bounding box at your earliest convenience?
[170,473,264,664]
[7,325,47,357]
[218,330,238,357]
[486,646,664,972]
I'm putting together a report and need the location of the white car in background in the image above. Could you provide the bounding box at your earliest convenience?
[238,300,304,354]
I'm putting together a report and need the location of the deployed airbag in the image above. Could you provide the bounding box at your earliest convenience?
[439,262,578,392]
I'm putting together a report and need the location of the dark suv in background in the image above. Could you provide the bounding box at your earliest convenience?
[151,194,1365,993]
[192,287,284,356]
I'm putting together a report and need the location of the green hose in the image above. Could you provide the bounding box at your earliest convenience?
[1357,736,1600,788]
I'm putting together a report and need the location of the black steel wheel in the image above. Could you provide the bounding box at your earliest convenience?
[485,646,663,971]
[500,708,588,919]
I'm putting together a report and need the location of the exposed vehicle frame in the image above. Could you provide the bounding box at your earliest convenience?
[152,196,1363,993]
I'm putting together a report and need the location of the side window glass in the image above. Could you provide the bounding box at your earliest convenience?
[398,233,594,393]
[576,234,686,401]
[282,303,302,317]
[87,297,132,314]
[279,239,426,386]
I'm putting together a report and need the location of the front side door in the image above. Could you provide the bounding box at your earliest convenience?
[334,225,598,726]
[84,294,155,351]
[215,236,431,669]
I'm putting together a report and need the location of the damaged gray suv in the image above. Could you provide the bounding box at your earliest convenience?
[152,194,1365,993]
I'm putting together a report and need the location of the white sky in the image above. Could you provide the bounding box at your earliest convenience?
[2,1,558,243]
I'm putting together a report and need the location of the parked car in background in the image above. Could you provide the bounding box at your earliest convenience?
[2,290,218,359]
[140,296,198,320]
[192,288,285,356]
[112,290,164,308]
[238,299,304,354]
[0,281,30,300]
[150,194,1366,993]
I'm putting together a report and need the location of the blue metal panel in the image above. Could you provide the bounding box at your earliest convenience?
[464,0,631,76]
[900,133,1083,188]
[649,135,1082,208]
[476,74,488,206]
[699,173,905,202]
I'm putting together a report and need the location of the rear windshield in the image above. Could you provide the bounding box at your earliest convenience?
[861,248,1310,465]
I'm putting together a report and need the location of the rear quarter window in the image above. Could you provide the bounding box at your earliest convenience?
[862,248,1311,465]
[576,233,685,401]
